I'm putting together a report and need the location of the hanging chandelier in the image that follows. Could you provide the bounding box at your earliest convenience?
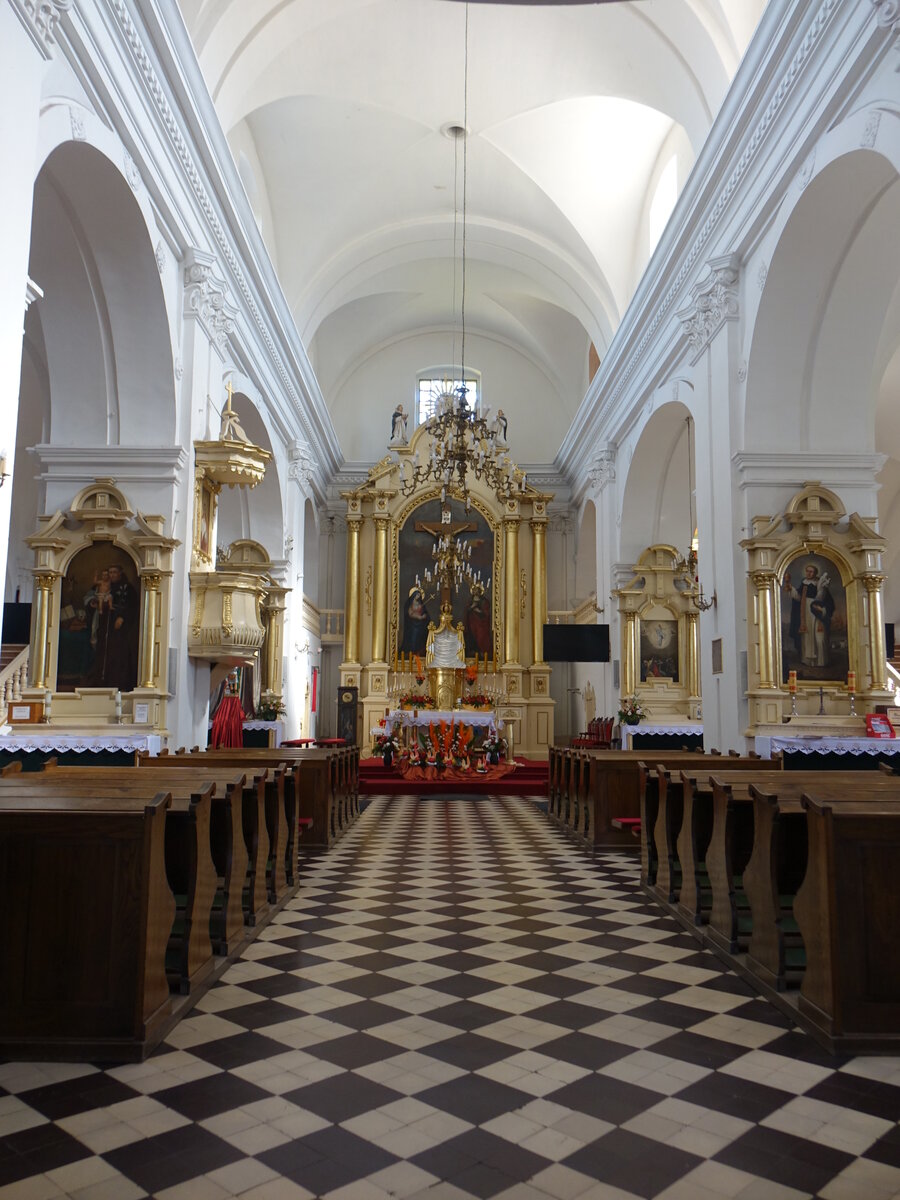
[415,525,491,603]
[400,389,524,507]
[398,4,524,511]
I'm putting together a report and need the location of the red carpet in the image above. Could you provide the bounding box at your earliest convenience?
[359,756,548,797]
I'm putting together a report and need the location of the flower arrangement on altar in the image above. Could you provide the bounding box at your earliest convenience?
[374,727,400,757]
[482,731,507,763]
[462,693,492,710]
[254,697,286,722]
[617,697,647,725]
[400,691,434,709]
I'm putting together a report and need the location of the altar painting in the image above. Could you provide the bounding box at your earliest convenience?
[639,617,679,682]
[56,544,140,692]
[780,551,849,683]
[398,498,494,659]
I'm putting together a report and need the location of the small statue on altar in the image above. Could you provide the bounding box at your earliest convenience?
[490,409,508,448]
[426,603,466,667]
[389,404,409,446]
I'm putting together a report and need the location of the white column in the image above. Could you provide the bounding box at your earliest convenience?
[283,440,315,740]
[0,5,52,612]
[681,257,744,751]
[168,251,232,749]
[591,447,617,718]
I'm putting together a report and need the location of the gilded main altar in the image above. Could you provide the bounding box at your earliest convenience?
[339,418,554,755]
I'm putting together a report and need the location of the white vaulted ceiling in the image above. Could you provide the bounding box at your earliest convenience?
[177,0,766,464]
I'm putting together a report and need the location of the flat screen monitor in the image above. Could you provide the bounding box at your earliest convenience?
[542,624,610,663]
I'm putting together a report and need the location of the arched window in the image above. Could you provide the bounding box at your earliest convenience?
[416,371,480,426]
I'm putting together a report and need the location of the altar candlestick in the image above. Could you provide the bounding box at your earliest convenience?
[788,670,797,694]
[847,670,856,691]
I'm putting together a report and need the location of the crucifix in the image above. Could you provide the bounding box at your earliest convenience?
[414,508,478,608]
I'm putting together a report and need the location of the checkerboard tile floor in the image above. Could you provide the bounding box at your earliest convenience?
[3,796,900,1200]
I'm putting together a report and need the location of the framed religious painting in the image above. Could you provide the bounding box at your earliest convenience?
[639,616,679,682]
[56,544,141,692]
[397,497,494,660]
[779,551,849,684]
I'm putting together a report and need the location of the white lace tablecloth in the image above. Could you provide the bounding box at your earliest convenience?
[384,709,501,731]
[0,732,164,755]
[619,722,703,749]
[756,735,900,758]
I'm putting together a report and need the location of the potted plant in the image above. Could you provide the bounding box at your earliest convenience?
[617,697,647,726]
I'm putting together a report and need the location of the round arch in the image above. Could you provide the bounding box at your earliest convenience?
[619,400,695,566]
[214,385,285,559]
[575,499,597,604]
[745,111,900,453]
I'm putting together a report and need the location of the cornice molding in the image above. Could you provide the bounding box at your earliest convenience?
[33,444,187,484]
[10,0,71,59]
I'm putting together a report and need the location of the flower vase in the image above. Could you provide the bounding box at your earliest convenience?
[624,716,641,726]
[383,750,393,768]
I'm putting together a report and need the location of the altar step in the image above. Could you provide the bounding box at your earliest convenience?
[359,755,548,798]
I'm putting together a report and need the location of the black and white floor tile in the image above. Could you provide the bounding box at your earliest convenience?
[3,795,900,1199]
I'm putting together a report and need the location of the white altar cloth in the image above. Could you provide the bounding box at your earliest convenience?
[0,731,164,755]
[381,709,502,733]
[755,735,900,758]
[619,722,703,750]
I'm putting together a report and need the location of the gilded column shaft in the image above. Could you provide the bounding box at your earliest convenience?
[864,575,887,689]
[140,575,161,688]
[622,611,636,696]
[503,518,520,664]
[531,520,547,664]
[265,607,278,692]
[30,575,54,689]
[344,517,362,662]
[372,517,389,663]
[752,571,777,689]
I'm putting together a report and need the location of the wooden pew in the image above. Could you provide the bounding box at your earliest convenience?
[740,774,900,992]
[698,771,900,969]
[795,792,900,1049]
[132,758,270,936]
[667,757,779,920]
[188,750,299,871]
[630,752,721,884]
[0,789,174,1060]
[5,772,218,995]
[200,746,354,852]
[583,748,721,851]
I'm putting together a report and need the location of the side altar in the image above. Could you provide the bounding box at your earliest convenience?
[339,397,554,755]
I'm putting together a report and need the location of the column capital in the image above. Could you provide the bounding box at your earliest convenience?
[288,439,317,491]
[861,572,887,591]
[10,0,71,60]
[588,446,617,493]
[677,253,740,363]
[872,0,900,32]
[183,249,236,352]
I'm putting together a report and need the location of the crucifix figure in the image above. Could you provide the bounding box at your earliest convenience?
[415,509,478,607]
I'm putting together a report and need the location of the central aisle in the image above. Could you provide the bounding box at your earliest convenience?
[4,797,900,1199]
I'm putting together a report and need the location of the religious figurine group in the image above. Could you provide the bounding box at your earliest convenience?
[388,403,509,449]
